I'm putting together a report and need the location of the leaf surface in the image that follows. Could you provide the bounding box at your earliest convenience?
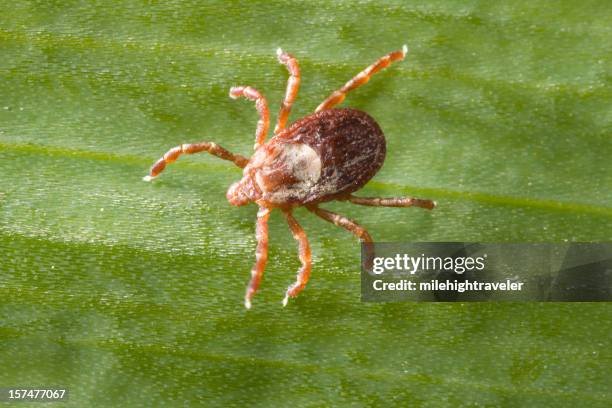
[1,1,611,406]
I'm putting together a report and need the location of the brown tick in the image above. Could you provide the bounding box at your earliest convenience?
[144,46,436,308]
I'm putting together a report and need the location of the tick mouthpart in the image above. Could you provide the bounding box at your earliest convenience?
[402,44,408,58]
[276,47,283,57]
[227,181,251,207]
[282,294,289,307]
[244,298,252,310]
[142,175,156,182]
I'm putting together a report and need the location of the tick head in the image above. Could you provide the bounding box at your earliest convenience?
[226,147,270,207]
[226,178,252,207]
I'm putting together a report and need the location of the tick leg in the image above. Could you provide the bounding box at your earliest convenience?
[282,210,312,307]
[315,45,408,112]
[274,49,301,134]
[229,86,270,150]
[307,206,373,242]
[245,206,271,309]
[307,205,374,269]
[143,142,249,181]
[348,195,436,210]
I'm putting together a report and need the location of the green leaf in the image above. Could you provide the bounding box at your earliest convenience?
[1,1,610,406]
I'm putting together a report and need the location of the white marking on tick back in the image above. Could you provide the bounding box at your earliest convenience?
[255,143,322,203]
[282,143,321,183]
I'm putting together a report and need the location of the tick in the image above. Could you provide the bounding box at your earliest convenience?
[144,46,436,308]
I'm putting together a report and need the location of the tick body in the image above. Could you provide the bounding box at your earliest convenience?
[144,46,436,308]
[227,108,386,208]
